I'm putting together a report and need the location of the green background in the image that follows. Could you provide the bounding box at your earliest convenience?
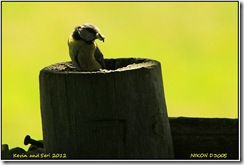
[2,2,238,150]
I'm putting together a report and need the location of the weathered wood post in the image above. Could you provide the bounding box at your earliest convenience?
[39,58,174,159]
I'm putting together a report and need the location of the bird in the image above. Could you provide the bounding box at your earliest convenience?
[68,23,106,71]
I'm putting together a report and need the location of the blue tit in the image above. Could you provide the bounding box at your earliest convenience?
[68,23,106,71]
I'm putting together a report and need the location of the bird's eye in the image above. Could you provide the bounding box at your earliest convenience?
[86,28,97,34]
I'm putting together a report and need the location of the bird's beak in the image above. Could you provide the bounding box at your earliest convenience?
[96,33,105,42]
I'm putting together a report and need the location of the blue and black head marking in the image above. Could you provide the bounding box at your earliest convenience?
[72,24,102,42]
[72,26,82,40]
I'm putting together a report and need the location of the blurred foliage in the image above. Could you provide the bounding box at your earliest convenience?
[2,2,238,150]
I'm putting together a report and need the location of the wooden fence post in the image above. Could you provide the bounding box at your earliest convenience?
[39,58,174,159]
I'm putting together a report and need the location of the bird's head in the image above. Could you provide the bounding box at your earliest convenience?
[73,23,105,42]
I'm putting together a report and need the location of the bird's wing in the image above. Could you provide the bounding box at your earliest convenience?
[94,47,106,69]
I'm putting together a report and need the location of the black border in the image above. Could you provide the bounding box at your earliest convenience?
[0,1,241,163]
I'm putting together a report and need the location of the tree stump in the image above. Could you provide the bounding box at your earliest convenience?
[39,58,174,159]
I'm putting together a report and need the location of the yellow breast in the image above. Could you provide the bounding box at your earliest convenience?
[68,35,101,71]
